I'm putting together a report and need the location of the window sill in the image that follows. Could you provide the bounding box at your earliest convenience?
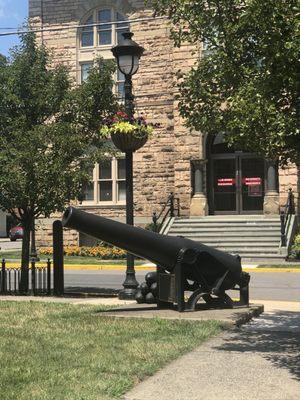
[78,203,126,209]
[80,44,113,51]
[80,46,94,50]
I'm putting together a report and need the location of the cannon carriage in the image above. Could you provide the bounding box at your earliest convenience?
[62,207,250,312]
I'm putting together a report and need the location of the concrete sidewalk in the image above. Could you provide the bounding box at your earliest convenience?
[124,300,300,400]
[0,295,135,307]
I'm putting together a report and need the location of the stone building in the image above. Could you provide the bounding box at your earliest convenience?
[29,0,299,248]
[0,211,8,238]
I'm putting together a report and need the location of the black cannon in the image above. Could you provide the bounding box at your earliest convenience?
[62,207,250,312]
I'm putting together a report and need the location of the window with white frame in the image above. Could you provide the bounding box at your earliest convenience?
[80,9,129,48]
[116,68,125,99]
[81,158,126,204]
[80,62,93,83]
[78,9,128,206]
[81,15,94,47]
[80,60,125,98]
[78,9,128,93]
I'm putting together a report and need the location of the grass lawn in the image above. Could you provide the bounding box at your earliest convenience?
[0,301,221,400]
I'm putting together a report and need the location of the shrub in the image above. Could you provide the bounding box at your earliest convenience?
[290,234,300,259]
[145,222,158,232]
[39,246,126,259]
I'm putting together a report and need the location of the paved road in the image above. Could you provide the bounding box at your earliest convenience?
[64,270,300,302]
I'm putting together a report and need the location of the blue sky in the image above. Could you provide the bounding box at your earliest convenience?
[0,0,28,56]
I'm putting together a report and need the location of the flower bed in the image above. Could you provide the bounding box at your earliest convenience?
[39,246,126,259]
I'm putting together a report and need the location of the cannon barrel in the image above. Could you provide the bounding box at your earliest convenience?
[62,207,244,290]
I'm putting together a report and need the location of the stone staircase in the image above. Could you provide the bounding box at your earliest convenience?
[165,216,287,261]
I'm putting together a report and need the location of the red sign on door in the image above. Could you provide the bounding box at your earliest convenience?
[243,177,262,186]
[217,178,235,186]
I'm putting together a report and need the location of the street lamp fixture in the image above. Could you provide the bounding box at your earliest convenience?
[111,32,144,300]
[112,32,144,76]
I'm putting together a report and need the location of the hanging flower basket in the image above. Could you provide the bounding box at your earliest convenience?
[111,131,148,152]
[100,111,156,153]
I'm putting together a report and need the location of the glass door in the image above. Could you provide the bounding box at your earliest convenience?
[240,156,265,213]
[211,154,265,214]
[212,157,238,213]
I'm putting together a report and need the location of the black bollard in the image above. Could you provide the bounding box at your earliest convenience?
[53,220,64,296]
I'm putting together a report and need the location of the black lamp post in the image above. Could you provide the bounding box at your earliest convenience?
[111,32,144,300]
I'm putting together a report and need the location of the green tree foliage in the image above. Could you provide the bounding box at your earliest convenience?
[0,33,117,290]
[152,0,299,163]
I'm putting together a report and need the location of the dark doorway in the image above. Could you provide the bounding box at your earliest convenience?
[208,134,266,214]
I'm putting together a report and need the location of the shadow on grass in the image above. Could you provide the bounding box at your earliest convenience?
[215,310,300,381]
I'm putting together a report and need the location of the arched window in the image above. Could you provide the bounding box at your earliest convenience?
[211,133,235,154]
[80,9,129,48]
[81,15,94,47]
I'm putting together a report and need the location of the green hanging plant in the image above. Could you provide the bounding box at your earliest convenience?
[100,111,158,152]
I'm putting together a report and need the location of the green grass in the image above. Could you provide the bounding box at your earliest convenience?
[257,263,300,268]
[0,251,147,265]
[0,301,221,400]
[0,250,21,259]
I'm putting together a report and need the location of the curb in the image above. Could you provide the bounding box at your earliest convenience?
[249,267,300,273]
[234,304,264,327]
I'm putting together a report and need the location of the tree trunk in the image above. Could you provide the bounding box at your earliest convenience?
[20,222,31,293]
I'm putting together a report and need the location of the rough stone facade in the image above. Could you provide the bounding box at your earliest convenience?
[279,164,300,212]
[29,0,299,247]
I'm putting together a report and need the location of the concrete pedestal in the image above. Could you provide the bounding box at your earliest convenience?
[190,159,208,216]
[263,190,280,215]
[190,193,208,216]
[264,160,280,215]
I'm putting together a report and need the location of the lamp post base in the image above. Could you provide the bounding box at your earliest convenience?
[119,276,139,299]
[118,287,138,300]
[119,254,139,300]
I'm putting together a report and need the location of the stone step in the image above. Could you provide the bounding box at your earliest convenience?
[203,246,279,254]
[172,222,281,228]
[169,227,280,236]
[206,244,278,251]
[168,233,280,239]
[176,218,280,223]
[165,216,288,260]
[189,243,279,249]
[172,239,279,247]
[240,255,286,260]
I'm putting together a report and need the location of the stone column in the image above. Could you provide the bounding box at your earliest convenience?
[190,160,208,216]
[263,160,280,215]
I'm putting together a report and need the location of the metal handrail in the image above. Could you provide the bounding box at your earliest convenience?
[280,188,295,247]
[152,192,180,233]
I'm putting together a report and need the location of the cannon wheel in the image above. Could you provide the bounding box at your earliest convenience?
[186,290,234,311]
[186,290,209,311]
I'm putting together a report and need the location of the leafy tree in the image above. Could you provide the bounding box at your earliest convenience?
[0,33,117,291]
[152,0,299,163]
